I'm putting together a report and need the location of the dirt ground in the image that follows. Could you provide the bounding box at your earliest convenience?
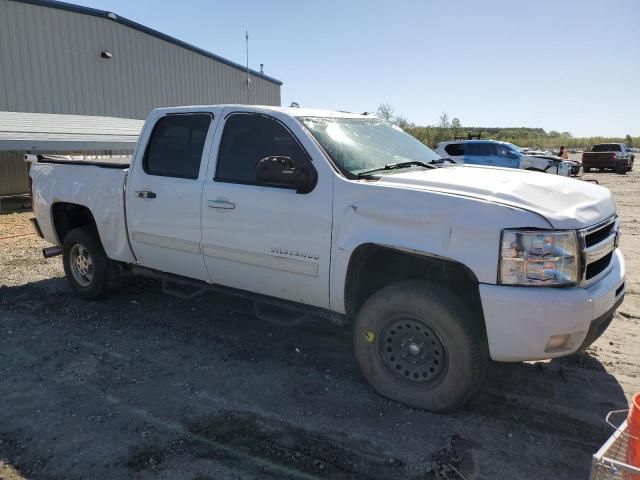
[0,170,638,480]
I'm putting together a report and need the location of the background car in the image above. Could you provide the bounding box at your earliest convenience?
[435,140,578,176]
[582,143,634,173]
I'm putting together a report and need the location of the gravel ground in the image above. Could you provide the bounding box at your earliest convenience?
[0,170,639,480]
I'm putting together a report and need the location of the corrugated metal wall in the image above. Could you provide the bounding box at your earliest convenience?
[0,0,282,195]
[0,152,28,196]
[0,0,281,118]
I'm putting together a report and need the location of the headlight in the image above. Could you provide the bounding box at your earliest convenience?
[499,230,579,286]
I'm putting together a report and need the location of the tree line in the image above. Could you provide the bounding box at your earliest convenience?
[376,104,637,150]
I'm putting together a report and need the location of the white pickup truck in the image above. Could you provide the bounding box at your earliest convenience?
[30,105,625,411]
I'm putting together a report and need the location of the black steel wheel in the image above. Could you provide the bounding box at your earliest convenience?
[379,318,447,384]
[353,280,488,412]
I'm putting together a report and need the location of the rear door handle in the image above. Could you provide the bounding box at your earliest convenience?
[136,190,157,199]
[208,199,235,209]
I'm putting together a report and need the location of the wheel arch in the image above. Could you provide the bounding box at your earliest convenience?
[343,243,485,325]
[51,202,99,244]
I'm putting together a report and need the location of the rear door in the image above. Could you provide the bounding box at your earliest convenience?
[126,111,217,281]
[200,110,333,308]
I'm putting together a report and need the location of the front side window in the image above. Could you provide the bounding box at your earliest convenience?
[144,114,212,179]
[495,143,519,157]
[216,114,309,184]
[466,142,495,156]
[298,117,440,176]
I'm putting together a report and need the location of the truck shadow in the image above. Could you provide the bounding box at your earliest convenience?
[0,276,629,480]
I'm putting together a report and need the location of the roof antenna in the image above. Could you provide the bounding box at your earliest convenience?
[245,30,250,103]
[260,63,264,74]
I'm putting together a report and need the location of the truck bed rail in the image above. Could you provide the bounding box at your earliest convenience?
[25,154,131,168]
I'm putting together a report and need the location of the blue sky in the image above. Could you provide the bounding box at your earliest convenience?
[73,0,639,137]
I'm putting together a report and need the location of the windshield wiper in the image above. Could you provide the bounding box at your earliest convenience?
[357,161,436,178]
[428,157,458,165]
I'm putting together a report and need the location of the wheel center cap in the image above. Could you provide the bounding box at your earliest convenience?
[408,343,421,356]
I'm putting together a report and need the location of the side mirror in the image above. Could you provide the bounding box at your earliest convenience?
[255,156,316,193]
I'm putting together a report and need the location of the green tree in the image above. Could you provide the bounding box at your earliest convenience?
[625,134,633,147]
[435,112,451,144]
[450,117,462,137]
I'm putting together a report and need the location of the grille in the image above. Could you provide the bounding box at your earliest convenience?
[585,221,616,248]
[579,216,618,286]
[586,252,613,280]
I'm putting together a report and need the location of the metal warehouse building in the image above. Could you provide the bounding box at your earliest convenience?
[0,0,283,196]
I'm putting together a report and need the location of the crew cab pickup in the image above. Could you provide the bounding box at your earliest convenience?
[30,105,625,411]
[582,143,635,173]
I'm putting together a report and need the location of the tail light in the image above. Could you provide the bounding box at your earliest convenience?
[611,153,617,160]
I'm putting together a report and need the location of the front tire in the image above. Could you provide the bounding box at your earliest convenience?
[353,281,488,412]
[63,227,114,300]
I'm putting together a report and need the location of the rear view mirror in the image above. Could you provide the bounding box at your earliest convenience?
[255,156,317,193]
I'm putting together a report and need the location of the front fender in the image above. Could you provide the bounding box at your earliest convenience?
[329,181,551,313]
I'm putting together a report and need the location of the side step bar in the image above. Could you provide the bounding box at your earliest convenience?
[129,265,345,326]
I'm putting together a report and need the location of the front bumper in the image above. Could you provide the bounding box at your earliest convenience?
[480,248,625,362]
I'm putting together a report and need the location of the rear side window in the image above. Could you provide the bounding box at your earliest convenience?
[144,114,212,179]
[216,113,308,184]
[466,142,494,156]
[444,143,465,156]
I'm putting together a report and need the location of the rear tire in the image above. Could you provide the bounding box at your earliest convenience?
[353,281,488,412]
[616,166,627,175]
[63,227,114,300]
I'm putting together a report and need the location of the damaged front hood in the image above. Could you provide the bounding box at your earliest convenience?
[375,165,615,229]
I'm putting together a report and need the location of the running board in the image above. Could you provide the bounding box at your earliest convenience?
[253,302,309,326]
[131,265,206,300]
[129,265,345,326]
[162,280,207,301]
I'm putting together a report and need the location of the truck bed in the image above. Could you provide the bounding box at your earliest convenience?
[30,160,135,264]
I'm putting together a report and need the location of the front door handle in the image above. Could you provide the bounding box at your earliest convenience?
[208,199,235,209]
[136,190,157,199]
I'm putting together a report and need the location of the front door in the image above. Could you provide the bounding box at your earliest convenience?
[493,143,521,169]
[201,111,333,308]
[126,112,215,281]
